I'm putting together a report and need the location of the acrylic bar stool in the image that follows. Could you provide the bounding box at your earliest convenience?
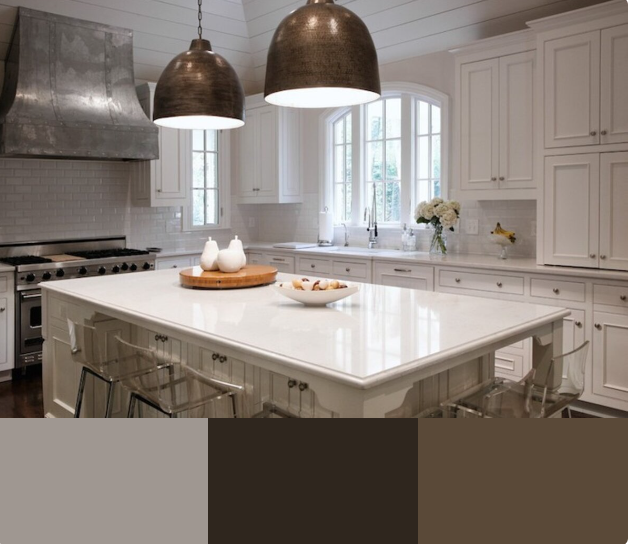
[442,341,590,418]
[110,336,245,418]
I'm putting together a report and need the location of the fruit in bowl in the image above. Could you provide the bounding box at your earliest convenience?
[275,278,359,306]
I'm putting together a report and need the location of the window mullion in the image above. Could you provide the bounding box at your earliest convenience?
[401,94,413,226]
[352,105,362,226]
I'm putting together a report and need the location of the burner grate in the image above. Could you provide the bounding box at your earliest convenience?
[0,256,54,266]
[67,249,150,260]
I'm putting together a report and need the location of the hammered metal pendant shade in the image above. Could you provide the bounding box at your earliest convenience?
[265,0,381,109]
[154,39,245,130]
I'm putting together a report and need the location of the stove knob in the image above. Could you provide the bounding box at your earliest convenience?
[121,263,129,271]
[130,264,138,272]
[142,262,152,271]
[79,267,88,276]
[26,273,36,283]
[98,267,107,275]
[42,272,52,281]
[112,266,121,274]
[56,269,65,278]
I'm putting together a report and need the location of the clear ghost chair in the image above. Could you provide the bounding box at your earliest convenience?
[110,336,246,418]
[442,341,590,418]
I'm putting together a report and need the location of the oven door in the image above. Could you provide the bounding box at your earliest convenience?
[17,289,43,367]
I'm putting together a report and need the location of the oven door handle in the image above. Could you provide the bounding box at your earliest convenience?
[21,293,42,300]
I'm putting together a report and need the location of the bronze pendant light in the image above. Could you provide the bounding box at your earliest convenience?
[154,0,245,130]
[265,0,381,109]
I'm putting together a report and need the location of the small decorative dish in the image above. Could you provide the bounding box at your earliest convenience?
[275,279,360,307]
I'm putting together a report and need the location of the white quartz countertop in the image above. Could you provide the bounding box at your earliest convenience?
[246,244,628,282]
[43,269,569,389]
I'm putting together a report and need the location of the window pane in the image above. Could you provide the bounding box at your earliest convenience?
[193,190,205,226]
[345,182,352,221]
[206,153,217,188]
[434,179,442,199]
[367,100,383,141]
[334,184,345,224]
[334,118,345,145]
[432,135,441,179]
[193,130,205,151]
[206,130,217,152]
[386,98,402,139]
[193,152,205,189]
[375,182,385,224]
[335,145,345,183]
[385,140,401,181]
[346,145,352,184]
[417,179,430,204]
[386,182,401,223]
[418,101,429,136]
[418,136,430,179]
[206,190,218,225]
[432,106,441,134]
[345,114,352,144]
[367,142,383,181]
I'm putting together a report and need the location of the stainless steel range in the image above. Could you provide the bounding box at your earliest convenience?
[0,237,156,369]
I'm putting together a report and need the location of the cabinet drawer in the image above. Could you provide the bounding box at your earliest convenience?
[495,350,525,380]
[299,258,331,276]
[156,257,193,270]
[439,270,524,295]
[333,261,369,280]
[530,278,586,303]
[265,254,295,273]
[594,285,628,308]
[246,252,264,266]
[374,262,434,291]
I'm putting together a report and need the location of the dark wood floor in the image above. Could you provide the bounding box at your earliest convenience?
[0,366,44,418]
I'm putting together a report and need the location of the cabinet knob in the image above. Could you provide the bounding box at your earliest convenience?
[621,296,627,302]
[499,177,505,182]
[298,382,309,392]
[219,356,228,364]
[157,189,162,193]
[311,264,315,269]
[491,177,497,182]
[288,379,298,389]
[601,130,608,136]
[212,353,220,361]
[590,254,597,259]
[575,321,583,328]
[590,131,598,137]
[455,278,461,283]
[553,288,560,295]
[600,255,607,260]
[0,307,5,313]
[497,282,503,288]
[595,324,602,330]
[346,268,351,273]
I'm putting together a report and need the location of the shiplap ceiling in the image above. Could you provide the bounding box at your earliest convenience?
[0,0,611,95]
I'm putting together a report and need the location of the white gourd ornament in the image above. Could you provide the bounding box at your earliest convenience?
[200,237,220,271]
[228,235,247,268]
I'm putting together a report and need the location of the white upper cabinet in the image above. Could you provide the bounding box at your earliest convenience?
[600,152,628,272]
[544,154,600,268]
[544,32,600,149]
[236,95,302,204]
[601,24,628,145]
[130,83,191,208]
[455,34,536,200]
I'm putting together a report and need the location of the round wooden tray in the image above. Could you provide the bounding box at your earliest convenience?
[179,265,278,290]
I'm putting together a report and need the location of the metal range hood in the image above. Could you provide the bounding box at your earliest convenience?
[0,8,158,160]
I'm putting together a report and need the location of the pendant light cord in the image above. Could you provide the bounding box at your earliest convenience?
[198,0,203,39]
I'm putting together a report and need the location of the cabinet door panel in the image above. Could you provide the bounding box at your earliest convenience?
[592,312,628,407]
[544,155,600,267]
[239,110,258,198]
[460,59,499,191]
[258,108,278,198]
[601,25,628,144]
[544,32,600,148]
[499,52,535,189]
[155,128,188,203]
[600,153,628,271]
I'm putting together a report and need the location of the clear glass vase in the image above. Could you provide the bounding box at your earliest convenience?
[429,225,448,257]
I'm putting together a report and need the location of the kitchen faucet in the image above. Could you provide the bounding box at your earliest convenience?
[364,184,378,249]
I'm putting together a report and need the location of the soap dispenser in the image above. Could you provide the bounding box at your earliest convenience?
[401,224,409,251]
[228,235,247,268]
[200,237,220,271]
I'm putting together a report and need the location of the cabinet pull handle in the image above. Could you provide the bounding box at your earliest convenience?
[601,130,608,136]
[497,282,503,288]
[273,258,286,262]
[621,296,627,302]
[553,288,560,295]
[212,353,220,361]
[288,379,298,389]
[311,264,316,269]
[394,269,412,273]
[595,324,602,330]
[455,278,461,283]
[219,356,228,364]
[346,268,351,273]
[590,131,598,137]
[298,382,309,392]
[155,334,160,342]
[575,321,583,328]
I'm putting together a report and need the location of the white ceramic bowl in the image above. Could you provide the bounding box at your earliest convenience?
[274,282,360,306]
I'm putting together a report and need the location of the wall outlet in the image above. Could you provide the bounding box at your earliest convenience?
[531,221,537,237]
[465,219,479,235]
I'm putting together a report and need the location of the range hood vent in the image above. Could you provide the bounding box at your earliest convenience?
[0,8,158,160]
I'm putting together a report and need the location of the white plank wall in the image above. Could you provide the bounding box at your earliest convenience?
[0,0,613,95]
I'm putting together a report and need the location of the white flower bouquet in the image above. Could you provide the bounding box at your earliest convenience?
[415,198,461,255]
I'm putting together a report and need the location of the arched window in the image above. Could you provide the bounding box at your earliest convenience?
[322,83,449,227]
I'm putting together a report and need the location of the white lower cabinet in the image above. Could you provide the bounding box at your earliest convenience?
[373,262,434,291]
[592,311,628,409]
[495,342,530,381]
[0,273,14,375]
[264,254,295,274]
[156,255,200,270]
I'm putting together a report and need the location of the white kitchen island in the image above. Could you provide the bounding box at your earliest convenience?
[41,269,570,418]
